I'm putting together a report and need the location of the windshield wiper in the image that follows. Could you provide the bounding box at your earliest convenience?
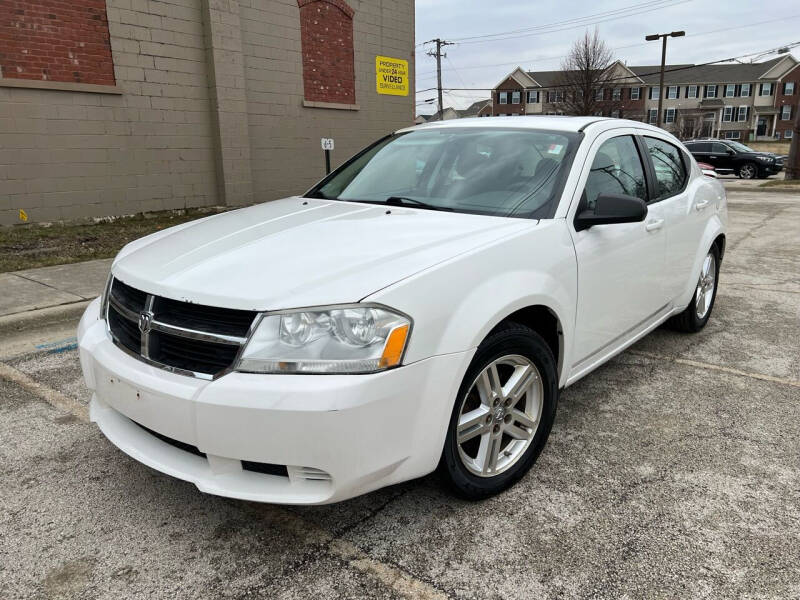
[384,196,453,211]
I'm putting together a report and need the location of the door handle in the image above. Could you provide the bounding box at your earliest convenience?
[695,199,711,211]
[645,219,664,232]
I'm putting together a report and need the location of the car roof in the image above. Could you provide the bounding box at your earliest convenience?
[398,116,670,135]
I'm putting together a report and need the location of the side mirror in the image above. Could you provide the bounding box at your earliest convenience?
[574,194,648,232]
[726,149,734,155]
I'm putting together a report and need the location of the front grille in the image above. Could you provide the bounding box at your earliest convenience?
[242,461,289,478]
[107,278,257,378]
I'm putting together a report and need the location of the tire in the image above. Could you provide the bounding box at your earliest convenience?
[738,162,757,179]
[667,244,720,333]
[439,322,558,500]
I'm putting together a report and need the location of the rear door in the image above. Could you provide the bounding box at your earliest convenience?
[639,135,698,302]
[569,131,668,369]
[685,141,710,166]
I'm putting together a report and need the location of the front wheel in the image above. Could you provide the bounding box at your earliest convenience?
[439,322,558,500]
[738,162,757,179]
[667,245,720,333]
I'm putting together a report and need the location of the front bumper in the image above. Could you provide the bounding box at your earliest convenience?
[78,298,473,504]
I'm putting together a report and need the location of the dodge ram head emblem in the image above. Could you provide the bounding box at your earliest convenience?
[138,310,154,334]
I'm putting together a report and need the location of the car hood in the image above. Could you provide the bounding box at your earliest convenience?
[112,197,534,310]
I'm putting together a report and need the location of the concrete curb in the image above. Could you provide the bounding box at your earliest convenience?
[0,300,91,337]
[724,186,800,194]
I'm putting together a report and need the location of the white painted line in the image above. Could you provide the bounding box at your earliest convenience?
[630,351,800,388]
[263,505,449,599]
[0,361,89,422]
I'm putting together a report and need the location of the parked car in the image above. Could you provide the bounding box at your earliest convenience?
[697,162,718,178]
[78,117,727,504]
[683,139,784,179]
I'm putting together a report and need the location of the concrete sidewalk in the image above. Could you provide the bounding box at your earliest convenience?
[0,258,110,318]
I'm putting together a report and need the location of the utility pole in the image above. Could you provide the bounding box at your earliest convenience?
[786,108,800,180]
[645,31,685,129]
[426,38,453,121]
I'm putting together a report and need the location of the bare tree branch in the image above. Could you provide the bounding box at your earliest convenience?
[556,29,617,116]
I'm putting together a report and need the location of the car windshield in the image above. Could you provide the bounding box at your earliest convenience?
[726,141,757,153]
[307,127,581,219]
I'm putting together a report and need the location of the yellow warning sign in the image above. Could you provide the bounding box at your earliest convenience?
[19,209,28,222]
[376,56,409,96]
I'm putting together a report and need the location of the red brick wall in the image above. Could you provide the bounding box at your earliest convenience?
[0,0,114,85]
[297,0,355,105]
[492,77,524,115]
[775,64,800,138]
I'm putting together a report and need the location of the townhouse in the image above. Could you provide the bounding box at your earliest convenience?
[484,54,799,141]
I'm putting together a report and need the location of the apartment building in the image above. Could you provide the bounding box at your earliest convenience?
[486,54,799,141]
[0,0,415,225]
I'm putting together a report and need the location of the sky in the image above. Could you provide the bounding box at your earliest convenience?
[414,0,800,115]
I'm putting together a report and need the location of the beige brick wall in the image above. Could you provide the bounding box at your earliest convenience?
[0,0,220,225]
[0,0,415,225]
[240,0,415,201]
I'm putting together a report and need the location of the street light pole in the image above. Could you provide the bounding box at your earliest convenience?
[646,31,685,129]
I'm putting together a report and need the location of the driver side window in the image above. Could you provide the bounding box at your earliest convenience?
[583,136,647,210]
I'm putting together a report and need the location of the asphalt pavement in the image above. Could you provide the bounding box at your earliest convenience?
[1,190,798,599]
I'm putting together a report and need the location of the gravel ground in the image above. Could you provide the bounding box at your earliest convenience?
[1,191,798,599]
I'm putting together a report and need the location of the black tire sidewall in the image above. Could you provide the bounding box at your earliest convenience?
[440,325,558,499]
[738,162,757,179]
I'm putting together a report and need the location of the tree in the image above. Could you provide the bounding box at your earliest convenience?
[556,29,615,116]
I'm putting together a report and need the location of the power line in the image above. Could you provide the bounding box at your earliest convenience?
[415,15,800,80]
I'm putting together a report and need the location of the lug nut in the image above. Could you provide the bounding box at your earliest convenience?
[492,398,500,407]
[485,415,492,424]
[504,398,512,407]
[493,425,500,434]
[504,414,512,423]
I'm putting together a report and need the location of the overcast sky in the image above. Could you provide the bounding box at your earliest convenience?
[414,0,799,114]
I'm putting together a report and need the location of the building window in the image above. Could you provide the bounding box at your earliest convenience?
[704,85,717,98]
[666,86,678,99]
[686,85,698,99]
[612,88,621,101]
[499,92,508,104]
[648,109,658,124]
[594,88,604,101]
[722,106,733,122]
[649,86,660,100]
[547,90,563,103]
[760,82,773,96]
[630,87,641,100]
[526,90,539,103]
[785,130,794,139]
[781,105,792,120]
[740,83,751,97]
[664,108,676,123]
[511,90,521,104]
[611,109,621,118]
[298,0,356,105]
[724,84,736,97]
[737,106,748,122]
[724,131,741,140]
[785,82,796,95]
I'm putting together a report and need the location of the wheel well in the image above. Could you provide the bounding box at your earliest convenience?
[713,233,726,261]
[494,305,563,377]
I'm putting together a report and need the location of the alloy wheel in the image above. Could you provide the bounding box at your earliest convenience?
[456,355,543,477]
[695,252,716,319]
[739,163,756,179]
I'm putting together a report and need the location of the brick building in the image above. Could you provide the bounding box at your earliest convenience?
[485,55,799,142]
[0,0,415,225]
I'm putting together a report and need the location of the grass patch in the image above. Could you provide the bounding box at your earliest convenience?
[0,207,226,273]
[760,179,800,188]
[747,141,791,154]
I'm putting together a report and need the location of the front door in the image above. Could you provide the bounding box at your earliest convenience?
[710,142,734,172]
[757,117,767,136]
[570,133,668,368]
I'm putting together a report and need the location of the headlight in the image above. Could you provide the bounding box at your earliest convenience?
[236,304,411,374]
[757,155,772,162]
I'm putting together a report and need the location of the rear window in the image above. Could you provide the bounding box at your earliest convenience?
[686,142,711,152]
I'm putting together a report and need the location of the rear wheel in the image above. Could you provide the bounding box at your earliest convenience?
[440,322,558,500]
[738,162,757,179]
[667,245,720,333]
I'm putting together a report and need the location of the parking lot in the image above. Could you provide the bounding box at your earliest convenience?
[1,190,799,599]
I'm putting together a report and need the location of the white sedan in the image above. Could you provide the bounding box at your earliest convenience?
[78,116,727,504]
